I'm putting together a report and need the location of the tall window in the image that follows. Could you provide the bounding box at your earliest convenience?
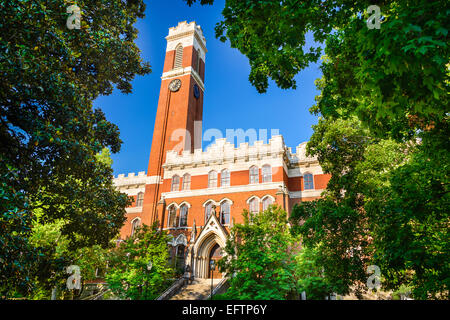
[131,218,141,236]
[176,245,185,270]
[262,197,273,211]
[249,198,259,213]
[221,169,230,187]
[262,165,272,183]
[196,48,201,73]
[136,192,144,207]
[304,173,314,190]
[208,171,218,188]
[249,166,259,184]
[168,206,177,228]
[205,201,214,223]
[220,201,230,225]
[174,44,183,69]
[182,173,191,190]
[171,175,180,191]
[179,205,188,227]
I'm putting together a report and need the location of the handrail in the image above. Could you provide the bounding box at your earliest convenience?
[155,277,186,300]
[204,277,228,300]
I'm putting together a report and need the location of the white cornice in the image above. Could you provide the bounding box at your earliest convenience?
[114,174,161,188]
[162,182,281,199]
[161,67,205,91]
[289,189,324,199]
[126,207,143,214]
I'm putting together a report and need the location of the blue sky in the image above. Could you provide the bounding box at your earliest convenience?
[94,0,323,176]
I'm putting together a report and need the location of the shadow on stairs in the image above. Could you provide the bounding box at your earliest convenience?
[169,278,222,300]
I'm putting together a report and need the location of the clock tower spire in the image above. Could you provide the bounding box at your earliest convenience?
[143,21,207,226]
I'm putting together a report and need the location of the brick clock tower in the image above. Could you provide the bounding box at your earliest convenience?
[143,21,207,227]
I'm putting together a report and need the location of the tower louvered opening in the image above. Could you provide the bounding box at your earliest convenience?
[174,44,183,69]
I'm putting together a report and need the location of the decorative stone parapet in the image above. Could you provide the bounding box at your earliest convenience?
[113,171,148,187]
[164,135,317,169]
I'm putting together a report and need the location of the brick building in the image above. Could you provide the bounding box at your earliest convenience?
[113,21,330,279]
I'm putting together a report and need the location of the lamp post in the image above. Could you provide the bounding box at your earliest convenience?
[209,259,216,300]
[144,260,153,300]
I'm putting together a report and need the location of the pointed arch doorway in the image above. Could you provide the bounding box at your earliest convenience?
[190,212,228,279]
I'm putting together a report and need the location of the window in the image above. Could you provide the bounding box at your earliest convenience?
[174,44,183,69]
[262,197,273,211]
[196,48,201,73]
[249,166,259,184]
[220,201,230,225]
[131,218,141,236]
[171,175,180,191]
[182,173,191,190]
[208,171,218,188]
[205,201,214,223]
[221,169,230,187]
[179,205,188,227]
[136,192,144,207]
[249,198,259,213]
[304,173,314,190]
[168,206,177,228]
[262,165,272,183]
[176,245,185,270]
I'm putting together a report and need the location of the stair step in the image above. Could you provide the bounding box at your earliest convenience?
[169,278,222,300]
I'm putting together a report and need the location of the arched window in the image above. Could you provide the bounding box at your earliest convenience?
[196,48,201,73]
[262,165,272,183]
[171,175,180,191]
[176,245,185,270]
[208,171,218,188]
[173,44,183,69]
[204,201,214,223]
[168,205,177,228]
[249,166,259,184]
[249,198,259,213]
[304,173,314,190]
[221,169,230,187]
[262,197,274,211]
[220,201,230,225]
[179,205,188,227]
[131,218,141,236]
[182,173,191,190]
[136,192,144,207]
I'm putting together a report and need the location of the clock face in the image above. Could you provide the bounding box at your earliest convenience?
[168,79,181,92]
[193,84,200,99]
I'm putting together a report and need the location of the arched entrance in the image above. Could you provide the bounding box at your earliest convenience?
[190,212,227,279]
[208,243,223,279]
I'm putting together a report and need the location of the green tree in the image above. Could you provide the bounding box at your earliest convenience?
[188,0,449,299]
[294,245,332,300]
[0,0,150,296]
[105,223,175,300]
[186,1,448,134]
[219,205,299,299]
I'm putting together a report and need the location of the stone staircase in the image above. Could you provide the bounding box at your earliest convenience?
[169,278,222,300]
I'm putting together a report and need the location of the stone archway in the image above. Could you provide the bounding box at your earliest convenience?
[190,213,227,279]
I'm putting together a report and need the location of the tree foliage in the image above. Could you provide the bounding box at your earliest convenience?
[105,223,175,300]
[0,0,150,296]
[188,0,449,299]
[219,206,299,299]
[294,245,332,300]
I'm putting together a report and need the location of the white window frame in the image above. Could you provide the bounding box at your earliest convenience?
[249,166,259,184]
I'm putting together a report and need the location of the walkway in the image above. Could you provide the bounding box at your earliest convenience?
[169,278,222,300]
